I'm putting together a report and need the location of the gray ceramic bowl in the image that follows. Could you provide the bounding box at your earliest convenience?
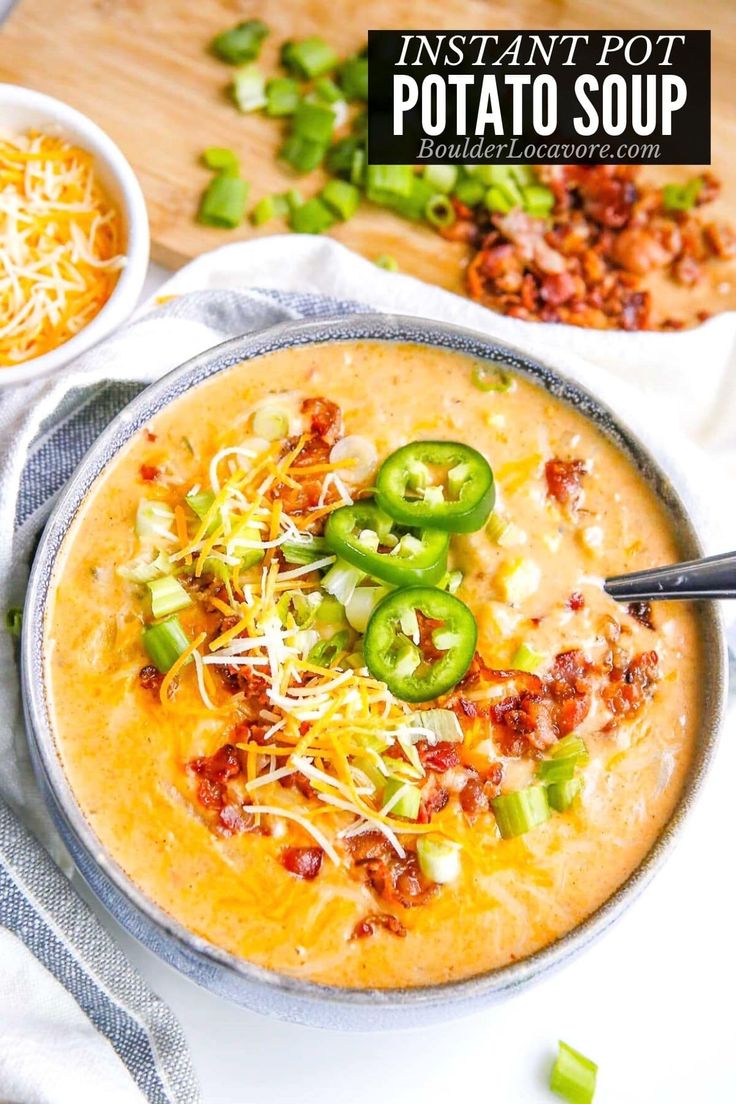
[21,313,726,1030]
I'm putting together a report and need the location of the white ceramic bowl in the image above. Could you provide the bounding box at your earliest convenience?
[0,84,149,387]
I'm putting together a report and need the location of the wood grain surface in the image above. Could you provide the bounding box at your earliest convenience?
[1,0,734,319]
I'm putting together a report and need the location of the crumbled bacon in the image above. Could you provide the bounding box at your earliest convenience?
[418,780,449,823]
[218,804,253,837]
[139,464,159,482]
[705,222,736,259]
[627,601,655,630]
[602,650,659,723]
[345,832,394,865]
[459,775,489,816]
[144,429,157,442]
[416,740,460,773]
[567,591,585,611]
[278,770,316,800]
[352,913,407,939]
[545,458,586,507]
[138,664,163,693]
[281,846,323,880]
[196,777,226,809]
[190,743,242,782]
[346,834,437,908]
[301,396,342,445]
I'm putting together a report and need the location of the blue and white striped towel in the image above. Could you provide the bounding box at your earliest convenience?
[1,236,736,1101]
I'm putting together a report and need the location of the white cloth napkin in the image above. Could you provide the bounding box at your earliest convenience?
[1,235,735,1102]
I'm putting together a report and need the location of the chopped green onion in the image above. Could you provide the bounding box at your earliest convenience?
[412,708,463,742]
[508,165,537,187]
[352,755,384,792]
[345,586,389,633]
[292,100,335,144]
[423,165,458,194]
[538,756,577,785]
[374,253,399,272]
[393,640,421,679]
[314,77,342,104]
[523,184,555,216]
[416,835,462,883]
[551,734,588,762]
[315,595,347,626]
[485,183,523,214]
[511,642,544,673]
[492,784,550,839]
[438,569,463,595]
[280,135,328,173]
[425,193,456,229]
[281,37,339,79]
[198,174,249,228]
[252,405,290,440]
[321,558,364,605]
[142,616,191,674]
[281,536,329,565]
[135,499,176,544]
[366,164,415,199]
[325,135,362,178]
[231,66,267,113]
[379,176,437,222]
[211,19,269,64]
[202,147,240,175]
[338,55,369,101]
[547,778,581,812]
[147,576,192,619]
[472,363,513,392]
[285,188,303,211]
[453,176,485,207]
[265,76,300,117]
[228,529,266,570]
[550,1041,597,1104]
[185,490,220,536]
[250,193,289,226]
[201,557,231,582]
[321,179,360,221]
[308,629,350,668]
[5,607,22,638]
[662,177,703,212]
[289,196,335,234]
[118,550,172,584]
[382,777,421,820]
[486,513,510,544]
[350,148,366,187]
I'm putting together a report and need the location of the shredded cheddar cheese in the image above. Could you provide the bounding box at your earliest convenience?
[0,130,125,367]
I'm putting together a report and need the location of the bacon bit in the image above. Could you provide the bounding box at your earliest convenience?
[459,775,489,817]
[278,770,316,799]
[218,804,254,837]
[417,780,449,823]
[705,222,736,259]
[301,397,342,445]
[352,913,407,939]
[139,664,164,693]
[367,852,438,909]
[567,591,585,611]
[139,463,159,482]
[417,740,460,772]
[602,650,659,723]
[281,846,323,880]
[627,601,655,630]
[144,429,157,442]
[196,777,226,810]
[545,458,587,507]
[189,743,242,782]
[345,832,393,865]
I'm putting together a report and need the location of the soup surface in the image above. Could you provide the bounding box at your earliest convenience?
[46,340,702,988]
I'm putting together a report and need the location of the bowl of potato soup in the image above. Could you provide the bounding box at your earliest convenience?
[21,313,726,1029]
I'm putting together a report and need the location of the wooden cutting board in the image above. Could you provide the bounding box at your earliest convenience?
[2,0,735,313]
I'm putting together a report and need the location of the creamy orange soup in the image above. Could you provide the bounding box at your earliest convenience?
[46,341,702,988]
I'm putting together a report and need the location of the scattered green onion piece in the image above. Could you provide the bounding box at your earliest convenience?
[185,490,220,536]
[472,363,513,392]
[250,193,289,226]
[508,165,537,187]
[550,1041,598,1104]
[393,639,422,679]
[325,135,362,178]
[511,642,544,673]
[662,177,703,212]
[231,66,267,113]
[486,513,510,544]
[321,558,365,605]
[453,176,485,207]
[492,785,550,839]
[5,607,22,638]
[252,405,290,440]
[118,550,172,584]
[523,184,555,216]
[135,499,176,544]
[281,536,329,565]
[352,755,384,792]
[374,254,399,272]
[438,569,463,594]
[551,734,589,762]
[147,576,192,619]
[425,193,456,229]
[198,174,249,228]
[280,135,328,173]
[308,629,350,668]
[350,148,366,187]
[289,196,335,234]
[315,595,347,626]
[201,557,231,582]
[345,586,389,633]
[142,616,191,674]
[321,179,360,221]
[381,176,437,222]
[538,756,578,785]
[547,778,581,812]
[412,708,463,743]
[281,37,339,79]
[202,147,239,175]
[211,19,269,64]
[382,777,421,820]
[228,529,266,570]
[484,184,516,214]
[338,55,369,101]
[285,188,303,211]
[314,77,342,104]
[423,165,458,195]
[265,76,300,117]
[292,100,335,144]
[416,835,462,883]
[366,163,415,199]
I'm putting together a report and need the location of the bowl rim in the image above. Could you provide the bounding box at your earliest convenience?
[0,83,150,388]
[21,312,728,1026]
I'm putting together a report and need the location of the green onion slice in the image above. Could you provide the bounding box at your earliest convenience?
[211,19,269,65]
[147,576,192,620]
[202,147,240,175]
[289,196,335,234]
[5,607,22,638]
[198,174,249,229]
[252,405,290,440]
[416,834,462,883]
[142,616,191,674]
[425,193,456,229]
[321,179,360,221]
[492,784,550,839]
[265,77,300,117]
[550,1041,598,1104]
[374,253,399,272]
[281,37,339,79]
[472,363,513,392]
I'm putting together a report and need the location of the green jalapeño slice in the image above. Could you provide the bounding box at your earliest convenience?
[324,501,449,587]
[363,586,477,703]
[376,441,495,533]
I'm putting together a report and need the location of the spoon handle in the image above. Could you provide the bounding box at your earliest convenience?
[604,550,736,602]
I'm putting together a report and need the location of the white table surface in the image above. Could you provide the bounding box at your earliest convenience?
[76,261,734,1104]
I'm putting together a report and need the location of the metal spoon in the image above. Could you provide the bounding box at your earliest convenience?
[604,550,736,602]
